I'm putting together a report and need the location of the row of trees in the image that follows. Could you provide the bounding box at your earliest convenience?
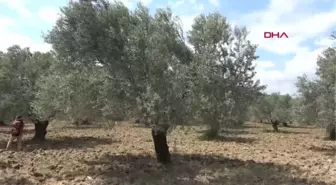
[249,93,292,124]
[0,0,264,163]
[248,36,335,137]
[295,45,335,139]
[0,0,334,162]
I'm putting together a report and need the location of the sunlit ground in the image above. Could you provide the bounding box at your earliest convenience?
[0,122,335,185]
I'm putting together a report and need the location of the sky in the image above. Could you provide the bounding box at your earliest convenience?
[0,0,335,95]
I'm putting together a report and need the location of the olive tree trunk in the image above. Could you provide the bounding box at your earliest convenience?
[282,122,288,127]
[151,127,171,164]
[271,119,279,132]
[326,123,335,140]
[32,120,49,141]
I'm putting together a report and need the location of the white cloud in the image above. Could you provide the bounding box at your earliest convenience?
[259,47,324,94]
[253,60,294,94]
[253,47,326,94]
[168,0,202,12]
[255,60,276,70]
[38,7,60,24]
[178,15,196,51]
[314,37,336,47]
[241,0,336,55]
[0,17,51,52]
[180,15,196,32]
[237,0,336,94]
[284,47,323,77]
[0,17,16,28]
[208,0,219,7]
[0,31,52,52]
[196,4,204,11]
[117,0,133,8]
[139,0,152,6]
[169,0,198,8]
[0,0,32,18]
[256,69,295,94]
[172,0,185,7]
[0,0,51,51]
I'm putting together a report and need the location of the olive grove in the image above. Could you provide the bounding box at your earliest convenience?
[0,0,264,163]
[0,0,335,165]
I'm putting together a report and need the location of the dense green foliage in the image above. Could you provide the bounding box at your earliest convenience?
[0,0,334,138]
[0,0,265,134]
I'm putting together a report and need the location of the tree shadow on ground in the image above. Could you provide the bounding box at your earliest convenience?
[196,129,255,135]
[196,128,257,144]
[0,136,119,151]
[67,153,328,185]
[55,125,115,130]
[220,129,255,135]
[196,129,257,144]
[287,125,316,129]
[240,124,264,129]
[198,135,256,144]
[262,129,309,135]
[132,124,151,129]
[309,145,336,156]
[0,176,35,185]
[0,127,35,135]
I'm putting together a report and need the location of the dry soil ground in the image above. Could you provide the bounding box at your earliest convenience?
[0,122,335,185]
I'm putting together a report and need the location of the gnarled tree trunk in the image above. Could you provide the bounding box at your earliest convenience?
[326,123,335,140]
[29,112,57,141]
[271,119,279,132]
[282,122,288,127]
[151,126,171,164]
[32,120,49,141]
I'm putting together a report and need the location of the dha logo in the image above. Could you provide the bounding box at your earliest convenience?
[264,32,289,39]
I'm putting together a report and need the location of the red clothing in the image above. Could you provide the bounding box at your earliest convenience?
[11,120,24,136]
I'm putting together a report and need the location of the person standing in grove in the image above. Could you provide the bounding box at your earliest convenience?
[6,115,25,150]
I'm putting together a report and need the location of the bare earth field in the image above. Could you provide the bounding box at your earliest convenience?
[0,122,335,185]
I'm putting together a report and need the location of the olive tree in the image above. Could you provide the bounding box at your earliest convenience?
[295,75,320,125]
[44,0,193,163]
[187,13,265,137]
